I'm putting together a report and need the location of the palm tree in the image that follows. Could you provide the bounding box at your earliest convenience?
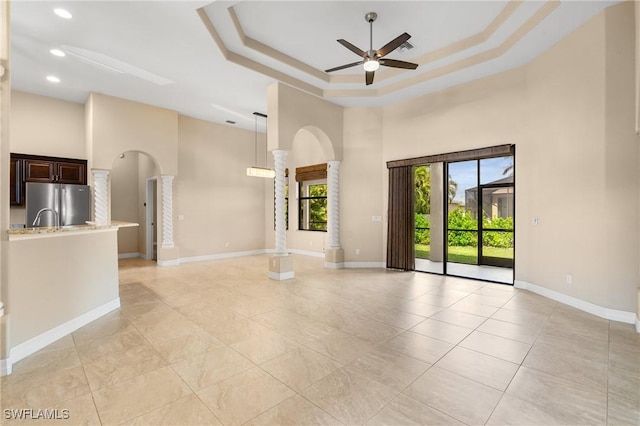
[448,177,458,203]
[414,165,458,211]
[414,166,430,215]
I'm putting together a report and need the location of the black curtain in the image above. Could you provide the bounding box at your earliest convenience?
[386,166,415,270]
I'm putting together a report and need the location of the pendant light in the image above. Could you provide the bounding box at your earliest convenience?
[246,112,275,178]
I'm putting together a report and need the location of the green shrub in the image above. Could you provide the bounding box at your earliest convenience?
[447,208,477,247]
[414,214,430,245]
[414,208,514,248]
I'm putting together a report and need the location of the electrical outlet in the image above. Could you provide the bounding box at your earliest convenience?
[355,248,360,255]
[178,214,185,221]
[566,274,573,284]
[224,242,229,248]
[532,217,539,225]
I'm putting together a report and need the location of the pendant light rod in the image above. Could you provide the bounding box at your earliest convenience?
[247,112,274,178]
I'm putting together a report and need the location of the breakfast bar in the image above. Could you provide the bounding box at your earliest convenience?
[3,222,137,373]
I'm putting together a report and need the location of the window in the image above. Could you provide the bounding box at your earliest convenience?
[298,180,327,231]
[295,163,328,232]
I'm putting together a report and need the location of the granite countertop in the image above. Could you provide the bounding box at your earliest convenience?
[7,221,139,235]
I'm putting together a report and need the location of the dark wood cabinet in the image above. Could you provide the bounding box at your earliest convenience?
[24,158,55,183]
[10,153,88,206]
[10,157,21,206]
[56,161,86,185]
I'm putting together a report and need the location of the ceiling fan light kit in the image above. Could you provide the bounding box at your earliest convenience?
[325,11,419,85]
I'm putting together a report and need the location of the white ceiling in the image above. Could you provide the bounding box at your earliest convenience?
[10,1,621,131]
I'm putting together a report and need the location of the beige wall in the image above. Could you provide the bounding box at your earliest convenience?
[175,115,265,258]
[603,4,638,312]
[9,91,87,226]
[342,107,385,263]
[111,153,140,255]
[267,82,344,161]
[10,91,85,159]
[376,2,638,312]
[8,230,119,348]
[87,93,178,174]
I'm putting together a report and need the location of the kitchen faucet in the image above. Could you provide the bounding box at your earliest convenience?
[32,208,60,227]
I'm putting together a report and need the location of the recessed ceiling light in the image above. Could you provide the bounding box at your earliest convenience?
[50,49,66,57]
[46,75,61,83]
[53,8,72,19]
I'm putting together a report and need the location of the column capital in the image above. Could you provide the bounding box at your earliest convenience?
[91,169,110,177]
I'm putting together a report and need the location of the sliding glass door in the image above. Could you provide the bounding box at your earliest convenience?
[445,155,514,283]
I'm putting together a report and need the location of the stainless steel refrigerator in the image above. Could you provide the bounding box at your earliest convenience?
[26,182,91,227]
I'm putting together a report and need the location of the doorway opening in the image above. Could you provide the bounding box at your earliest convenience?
[146,177,158,261]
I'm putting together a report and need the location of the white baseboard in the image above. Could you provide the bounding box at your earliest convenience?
[515,280,637,327]
[157,259,180,266]
[118,252,143,259]
[268,271,295,280]
[344,262,386,268]
[324,262,345,269]
[1,298,120,376]
[0,358,11,376]
[289,249,325,258]
[179,249,267,264]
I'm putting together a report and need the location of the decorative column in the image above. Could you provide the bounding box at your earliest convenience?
[325,161,344,269]
[269,150,294,280]
[161,175,174,248]
[92,169,110,226]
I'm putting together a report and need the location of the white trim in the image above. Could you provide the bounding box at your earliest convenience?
[344,262,386,268]
[146,177,158,261]
[636,317,640,333]
[515,280,637,326]
[289,249,324,258]
[268,271,295,280]
[1,298,120,376]
[180,249,267,264]
[0,358,11,376]
[118,252,143,259]
[157,259,180,267]
[324,262,345,269]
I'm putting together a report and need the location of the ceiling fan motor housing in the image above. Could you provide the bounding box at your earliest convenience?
[365,12,377,23]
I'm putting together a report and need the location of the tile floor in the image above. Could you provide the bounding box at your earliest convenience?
[1,254,639,425]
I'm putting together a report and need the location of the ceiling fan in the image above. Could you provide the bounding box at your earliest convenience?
[325,12,419,86]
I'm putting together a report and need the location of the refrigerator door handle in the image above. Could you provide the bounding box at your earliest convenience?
[59,187,65,226]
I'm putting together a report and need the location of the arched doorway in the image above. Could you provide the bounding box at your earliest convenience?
[111,151,161,261]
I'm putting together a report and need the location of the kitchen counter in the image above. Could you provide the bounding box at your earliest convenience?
[7,221,138,240]
[3,221,130,375]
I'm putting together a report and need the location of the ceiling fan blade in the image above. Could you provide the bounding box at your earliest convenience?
[365,70,375,85]
[379,58,418,70]
[337,39,366,57]
[376,32,411,58]
[325,61,364,73]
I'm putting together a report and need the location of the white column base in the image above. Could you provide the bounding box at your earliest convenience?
[268,254,294,281]
[324,247,344,269]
